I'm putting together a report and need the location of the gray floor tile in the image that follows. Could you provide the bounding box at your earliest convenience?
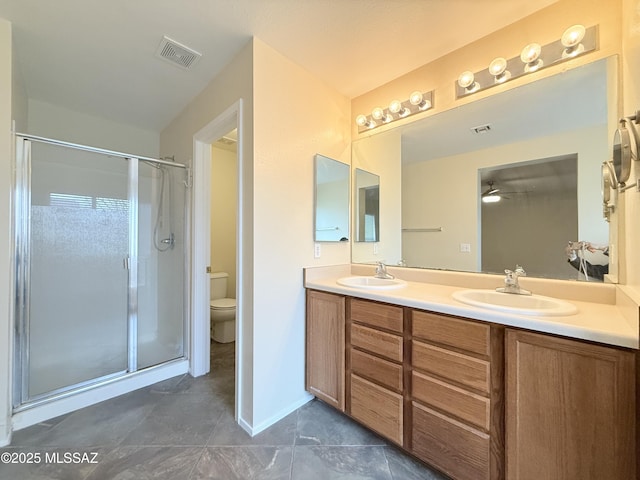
[190,446,293,480]
[384,446,450,480]
[296,400,386,446]
[5,341,442,479]
[11,390,158,448]
[291,445,391,480]
[119,393,225,446]
[85,446,203,480]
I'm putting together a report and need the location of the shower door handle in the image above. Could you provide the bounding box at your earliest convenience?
[124,257,131,270]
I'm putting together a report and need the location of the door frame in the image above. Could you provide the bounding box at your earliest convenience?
[190,99,243,422]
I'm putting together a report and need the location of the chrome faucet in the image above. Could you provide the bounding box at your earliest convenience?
[374,261,395,279]
[496,265,531,295]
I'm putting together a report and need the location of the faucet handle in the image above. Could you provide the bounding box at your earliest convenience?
[514,265,526,277]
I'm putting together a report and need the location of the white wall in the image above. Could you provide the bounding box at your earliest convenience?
[211,145,237,297]
[28,99,159,158]
[11,40,27,132]
[351,129,402,265]
[251,38,351,429]
[160,40,255,425]
[0,17,14,447]
[401,124,609,272]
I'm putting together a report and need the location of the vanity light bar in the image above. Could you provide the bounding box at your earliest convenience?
[455,24,598,99]
[355,90,434,133]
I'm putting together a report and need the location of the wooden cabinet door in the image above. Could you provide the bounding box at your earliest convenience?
[505,329,636,480]
[306,290,345,411]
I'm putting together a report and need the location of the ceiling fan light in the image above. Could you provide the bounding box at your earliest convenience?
[482,194,501,203]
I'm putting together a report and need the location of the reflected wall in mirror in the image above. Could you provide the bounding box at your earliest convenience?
[314,154,350,242]
[355,168,380,242]
[480,155,579,279]
[352,56,617,281]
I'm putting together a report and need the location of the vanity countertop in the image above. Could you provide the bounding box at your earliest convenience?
[304,266,639,350]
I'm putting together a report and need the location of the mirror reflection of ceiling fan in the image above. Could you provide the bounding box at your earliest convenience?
[481,181,534,203]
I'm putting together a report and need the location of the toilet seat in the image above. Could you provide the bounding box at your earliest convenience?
[210,298,236,310]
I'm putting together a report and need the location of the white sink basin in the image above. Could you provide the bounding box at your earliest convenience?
[452,289,578,316]
[337,276,407,290]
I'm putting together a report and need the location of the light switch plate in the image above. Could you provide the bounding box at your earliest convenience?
[314,243,321,258]
[460,243,471,253]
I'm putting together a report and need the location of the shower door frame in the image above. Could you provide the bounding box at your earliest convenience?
[13,133,189,411]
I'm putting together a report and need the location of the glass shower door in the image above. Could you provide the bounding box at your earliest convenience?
[24,140,130,399]
[137,161,185,369]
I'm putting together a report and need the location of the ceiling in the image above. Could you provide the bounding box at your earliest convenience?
[0,0,557,132]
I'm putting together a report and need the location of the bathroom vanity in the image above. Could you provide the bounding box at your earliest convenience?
[304,266,639,480]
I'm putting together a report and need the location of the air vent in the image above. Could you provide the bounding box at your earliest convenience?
[471,124,492,134]
[155,36,202,70]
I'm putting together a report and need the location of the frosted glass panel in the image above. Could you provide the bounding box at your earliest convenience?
[28,142,129,397]
[137,162,185,369]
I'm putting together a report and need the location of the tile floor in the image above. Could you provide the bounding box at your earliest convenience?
[1,342,448,479]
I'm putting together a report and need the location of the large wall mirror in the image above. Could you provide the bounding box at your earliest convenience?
[314,154,350,242]
[352,56,618,281]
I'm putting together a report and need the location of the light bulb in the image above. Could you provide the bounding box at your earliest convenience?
[389,100,402,114]
[488,57,511,84]
[561,24,586,48]
[457,71,475,88]
[561,24,586,58]
[489,57,506,75]
[458,71,480,93]
[355,114,368,127]
[372,106,392,123]
[371,107,384,121]
[521,43,543,72]
[389,100,409,117]
[409,91,431,111]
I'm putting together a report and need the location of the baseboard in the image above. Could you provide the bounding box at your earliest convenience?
[247,393,314,437]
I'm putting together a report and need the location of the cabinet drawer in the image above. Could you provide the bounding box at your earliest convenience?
[350,298,403,333]
[351,374,403,445]
[352,323,403,362]
[412,401,490,480]
[412,371,489,431]
[412,310,490,356]
[351,348,403,392]
[412,341,489,393]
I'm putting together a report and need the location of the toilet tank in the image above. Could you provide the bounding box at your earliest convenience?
[210,272,228,300]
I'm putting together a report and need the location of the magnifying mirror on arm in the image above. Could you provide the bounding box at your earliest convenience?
[612,112,639,187]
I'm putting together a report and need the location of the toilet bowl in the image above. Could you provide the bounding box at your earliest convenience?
[210,272,236,343]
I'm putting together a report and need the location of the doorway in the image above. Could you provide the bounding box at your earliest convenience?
[191,100,244,426]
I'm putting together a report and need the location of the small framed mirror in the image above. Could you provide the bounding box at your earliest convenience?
[355,168,380,242]
[314,154,350,242]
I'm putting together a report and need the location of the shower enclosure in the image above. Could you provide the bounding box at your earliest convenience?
[13,135,188,409]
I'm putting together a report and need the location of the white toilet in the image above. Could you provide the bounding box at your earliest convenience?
[210,272,236,343]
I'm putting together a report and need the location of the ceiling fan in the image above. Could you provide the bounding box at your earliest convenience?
[482,181,535,203]
[481,181,503,203]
